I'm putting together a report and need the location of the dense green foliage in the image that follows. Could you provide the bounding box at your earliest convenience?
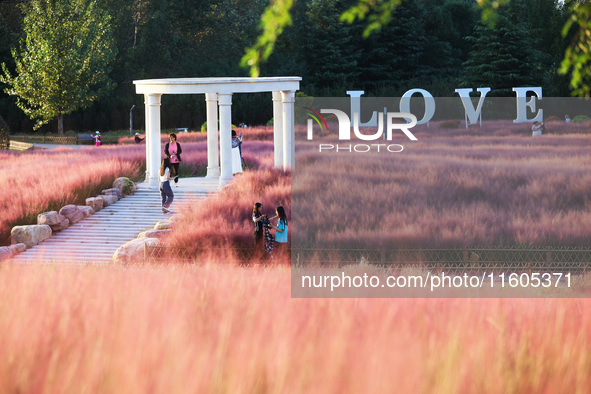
[559,1,591,97]
[0,0,576,134]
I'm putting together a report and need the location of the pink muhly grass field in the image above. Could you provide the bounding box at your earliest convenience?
[293,128,591,248]
[0,263,590,393]
[0,147,142,245]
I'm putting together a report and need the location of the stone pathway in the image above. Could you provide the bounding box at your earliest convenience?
[10,178,218,264]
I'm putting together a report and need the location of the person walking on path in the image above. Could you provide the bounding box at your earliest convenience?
[232,129,243,174]
[92,131,101,147]
[164,133,182,187]
[159,158,175,213]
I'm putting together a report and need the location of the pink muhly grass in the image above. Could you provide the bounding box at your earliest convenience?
[0,147,142,245]
[165,169,290,257]
[0,263,590,392]
[293,132,591,248]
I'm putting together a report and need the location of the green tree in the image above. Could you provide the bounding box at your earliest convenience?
[0,0,117,134]
[356,1,430,93]
[300,0,361,91]
[462,1,547,96]
[245,0,591,97]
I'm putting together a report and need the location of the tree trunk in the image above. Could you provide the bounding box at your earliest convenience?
[58,114,64,135]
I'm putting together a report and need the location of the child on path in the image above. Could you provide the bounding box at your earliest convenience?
[159,158,175,213]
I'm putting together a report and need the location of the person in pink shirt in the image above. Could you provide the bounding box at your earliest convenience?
[164,133,182,187]
[92,131,101,147]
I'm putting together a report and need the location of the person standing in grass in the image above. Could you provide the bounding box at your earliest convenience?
[531,122,542,137]
[253,201,276,258]
[252,202,265,249]
[159,158,175,213]
[271,206,288,248]
[232,129,243,174]
[164,133,182,187]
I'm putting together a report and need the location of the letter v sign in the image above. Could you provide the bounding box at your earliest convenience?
[454,88,491,126]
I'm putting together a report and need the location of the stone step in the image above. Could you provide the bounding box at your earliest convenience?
[42,239,141,246]
[17,250,119,256]
[18,254,119,259]
[14,260,111,265]
[15,255,116,260]
[10,178,215,264]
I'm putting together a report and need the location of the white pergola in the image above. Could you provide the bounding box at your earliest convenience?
[133,77,301,188]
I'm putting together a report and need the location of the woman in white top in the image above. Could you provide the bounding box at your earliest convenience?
[159,158,175,213]
[232,129,243,174]
[531,122,542,137]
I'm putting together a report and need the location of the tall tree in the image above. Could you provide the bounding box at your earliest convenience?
[0,0,117,134]
[356,1,430,93]
[462,0,547,96]
[300,0,361,91]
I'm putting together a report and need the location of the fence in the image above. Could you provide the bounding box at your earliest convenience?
[144,244,591,272]
[11,135,81,145]
[144,245,257,264]
[291,247,591,272]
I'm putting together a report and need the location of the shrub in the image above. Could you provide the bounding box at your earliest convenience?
[200,121,236,133]
[573,115,591,123]
[545,116,561,122]
[267,118,274,126]
[439,120,461,129]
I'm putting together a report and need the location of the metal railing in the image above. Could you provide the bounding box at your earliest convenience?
[11,135,80,145]
[144,244,591,272]
[292,247,591,272]
[144,245,258,264]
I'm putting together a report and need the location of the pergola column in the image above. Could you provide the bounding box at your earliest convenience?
[272,91,284,168]
[146,93,162,188]
[281,90,296,170]
[205,93,220,178]
[218,93,233,187]
[144,95,150,182]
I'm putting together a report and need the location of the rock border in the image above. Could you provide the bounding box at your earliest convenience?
[3,177,136,263]
[111,217,176,265]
